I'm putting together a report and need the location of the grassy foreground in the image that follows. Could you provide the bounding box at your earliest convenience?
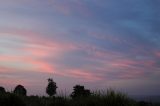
[0,90,159,106]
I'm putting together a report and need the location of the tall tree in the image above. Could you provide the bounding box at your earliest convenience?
[46,78,57,97]
[14,85,27,96]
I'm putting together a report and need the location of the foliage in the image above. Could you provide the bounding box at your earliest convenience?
[0,89,159,106]
[71,85,91,99]
[0,82,159,106]
[46,78,57,97]
[0,86,6,94]
[0,93,26,106]
[13,85,27,96]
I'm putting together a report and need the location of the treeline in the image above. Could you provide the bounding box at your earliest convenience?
[0,78,91,98]
[0,78,159,106]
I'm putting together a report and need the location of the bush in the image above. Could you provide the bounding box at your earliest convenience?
[48,96,69,106]
[0,93,26,106]
[14,85,27,96]
[71,85,91,99]
[0,86,6,94]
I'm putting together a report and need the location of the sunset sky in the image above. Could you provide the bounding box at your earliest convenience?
[0,0,160,96]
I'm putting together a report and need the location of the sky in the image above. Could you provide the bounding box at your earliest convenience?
[0,0,160,96]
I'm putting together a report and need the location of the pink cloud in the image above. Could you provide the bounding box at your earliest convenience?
[88,31,122,43]
[1,29,104,82]
[155,51,160,57]
[118,70,146,79]
[68,69,102,81]
[0,29,74,74]
[0,28,77,52]
[0,55,54,73]
[109,59,137,68]
[0,28,157,82]
[48,0,92,17]
[54,69,102,82]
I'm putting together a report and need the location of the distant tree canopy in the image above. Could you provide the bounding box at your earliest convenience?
[0,86,6,94]
[13,85,27,96]
[71,85,91,98]
[46,78,57,97]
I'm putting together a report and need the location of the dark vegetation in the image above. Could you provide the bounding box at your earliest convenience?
[71,85,91,98]
[13,85,27,96]
[0,79,159,106]
[46,78,57,97]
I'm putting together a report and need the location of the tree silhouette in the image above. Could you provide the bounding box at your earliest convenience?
[46,78,57,97]
[71,85,91,98]
[0,86,6,94]
[13,85,27,96]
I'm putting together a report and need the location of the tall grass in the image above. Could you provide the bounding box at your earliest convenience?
[0,89,159,106]
[68,89,136,106]
[0,93,26,106]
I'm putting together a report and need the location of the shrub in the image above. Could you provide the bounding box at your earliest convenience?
[0,86,6,94]
[71,85,91,99]
[14,85,27,96]
[0,93,26,106]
